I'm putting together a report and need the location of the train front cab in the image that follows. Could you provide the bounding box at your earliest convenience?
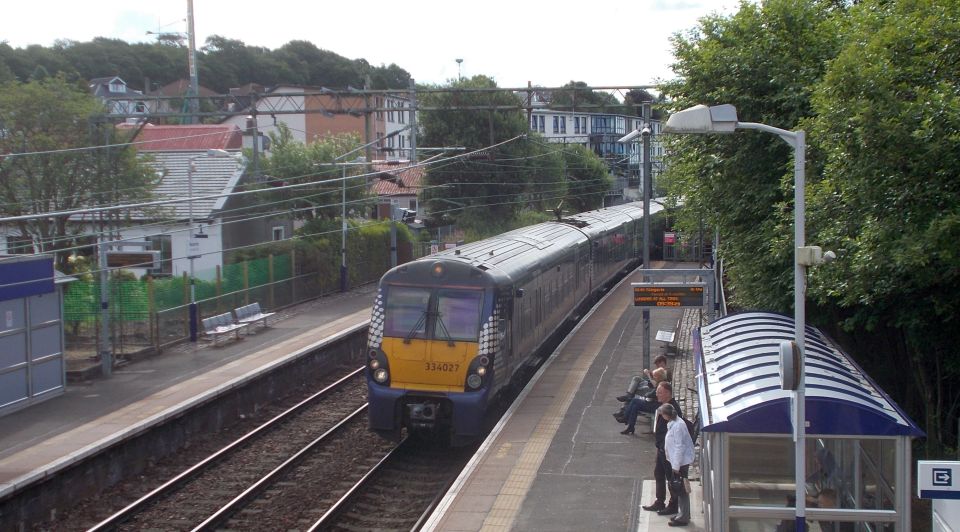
[366,260,503,442]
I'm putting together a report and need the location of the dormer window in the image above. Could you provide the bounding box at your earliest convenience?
[109,79,124,93]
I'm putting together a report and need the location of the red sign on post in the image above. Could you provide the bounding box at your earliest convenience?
[664,232,676,245]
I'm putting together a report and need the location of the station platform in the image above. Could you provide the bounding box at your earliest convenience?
[424,263,708,532]
[0,285,377,503]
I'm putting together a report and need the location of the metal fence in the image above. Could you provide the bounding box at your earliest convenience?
[63,244,394,359]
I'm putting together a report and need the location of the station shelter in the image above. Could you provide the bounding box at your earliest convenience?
[695,312,923,531]
[0,255,73,417]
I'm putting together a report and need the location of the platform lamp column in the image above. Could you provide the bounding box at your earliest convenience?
[341,163,348,292]
[641,102,652,370]
[187,149,239,342]
[187,157,198,341]
[616,108,654,370]
[664,104,813,532]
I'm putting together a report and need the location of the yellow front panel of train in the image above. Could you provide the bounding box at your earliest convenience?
[382,336,478,392]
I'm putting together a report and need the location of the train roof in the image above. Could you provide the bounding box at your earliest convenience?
[695,312,923,437]
[423,201,655,283]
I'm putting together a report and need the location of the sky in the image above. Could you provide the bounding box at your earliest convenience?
[2,0,739,89]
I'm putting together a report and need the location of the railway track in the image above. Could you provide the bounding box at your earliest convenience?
[309,437,477,531]
[87,367,393,531]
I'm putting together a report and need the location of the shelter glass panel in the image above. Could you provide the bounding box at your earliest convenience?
[728,435,795,508]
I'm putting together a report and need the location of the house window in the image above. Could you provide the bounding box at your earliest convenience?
[574,117,580,134]
[408,199,417,211]
[376,97,383,120]
[272,226,284,241]
[560,117,566,134]
[5,235,33,254]
[387,100,395,123]
[398,102,405,123]
[553,116,559,134]
[109,80,124,93]
[531,116,538,131]
[538,116,545,133]
[399,135,405,149]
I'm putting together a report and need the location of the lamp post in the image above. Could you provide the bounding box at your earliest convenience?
[314,158,368,292]
[664,103,809,531]
[618,111,653,370]
[455,58,463,81]
[187,149,241,341]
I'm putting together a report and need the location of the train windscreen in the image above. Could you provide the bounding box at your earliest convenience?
[384,286,430,338]
[437,289,483,341]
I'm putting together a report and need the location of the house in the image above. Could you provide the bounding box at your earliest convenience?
[525,108,663,203]
[77,123,291,279]
[369,161,425,221]
[88,76,147,116]
[220,85,415,160]
[143,79,219,117]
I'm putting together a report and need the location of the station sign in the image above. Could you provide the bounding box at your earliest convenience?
[918,460,960,499]
[106,251,160,269]
[632,283,706,308]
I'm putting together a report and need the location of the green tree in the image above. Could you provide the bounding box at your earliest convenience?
[257,123,363,222]
[0,76,156,271]
[420,75,549,225]
[550,81,623,113]
[557,143,612,212]
[807,0,960,454]
[661,0,843,311]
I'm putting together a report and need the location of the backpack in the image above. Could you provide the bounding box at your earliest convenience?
[682,413,698,444]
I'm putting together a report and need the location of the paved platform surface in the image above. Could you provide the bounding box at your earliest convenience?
[425,263,709,532]
[0,285,377,500]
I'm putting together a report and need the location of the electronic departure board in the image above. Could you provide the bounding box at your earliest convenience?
[633,283,706,308]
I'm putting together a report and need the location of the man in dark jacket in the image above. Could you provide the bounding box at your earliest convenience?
[640,381,683,516]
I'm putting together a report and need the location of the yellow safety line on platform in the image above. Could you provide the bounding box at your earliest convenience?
[480,277,635,531]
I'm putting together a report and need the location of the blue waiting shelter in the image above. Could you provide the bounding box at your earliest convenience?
[695,311,923,531]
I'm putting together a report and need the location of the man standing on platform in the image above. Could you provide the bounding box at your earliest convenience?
[640,382,683,516]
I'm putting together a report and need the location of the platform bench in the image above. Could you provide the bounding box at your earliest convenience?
[234,302,276,331]
[202,313,247,346]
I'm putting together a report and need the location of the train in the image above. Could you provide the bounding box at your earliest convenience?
[365,201,662,444]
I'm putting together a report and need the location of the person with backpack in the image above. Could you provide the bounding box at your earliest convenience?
[660,402,695,527]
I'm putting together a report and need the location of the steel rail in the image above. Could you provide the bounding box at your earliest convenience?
[86,366,364,531]
[306,437,409,532]
[191,404,369,531]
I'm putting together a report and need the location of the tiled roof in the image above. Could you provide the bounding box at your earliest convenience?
[124,124,243,151]
[139,151,247,220]
[146,79,218,98]
[369,161,424,196]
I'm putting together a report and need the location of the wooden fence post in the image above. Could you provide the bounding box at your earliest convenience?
[243,261,250,305]
[268,254,275,309]
[216,265,222,313]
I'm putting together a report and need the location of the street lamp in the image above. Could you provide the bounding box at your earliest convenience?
[618,109,654,370]
[187,148,242,341]
[664,103,816,531]
[455,58,463,81]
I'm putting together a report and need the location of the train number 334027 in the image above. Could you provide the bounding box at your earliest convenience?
[424,362,460,372]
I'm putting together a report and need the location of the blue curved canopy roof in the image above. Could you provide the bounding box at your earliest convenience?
[695,312,923,437]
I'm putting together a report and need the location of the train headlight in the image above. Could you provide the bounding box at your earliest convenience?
[373,368,389,383]
[466,374,482,389]
[476,366,487,377]
[369,358,380,370]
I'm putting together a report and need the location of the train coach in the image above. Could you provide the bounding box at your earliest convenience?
[365,201,661,444]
